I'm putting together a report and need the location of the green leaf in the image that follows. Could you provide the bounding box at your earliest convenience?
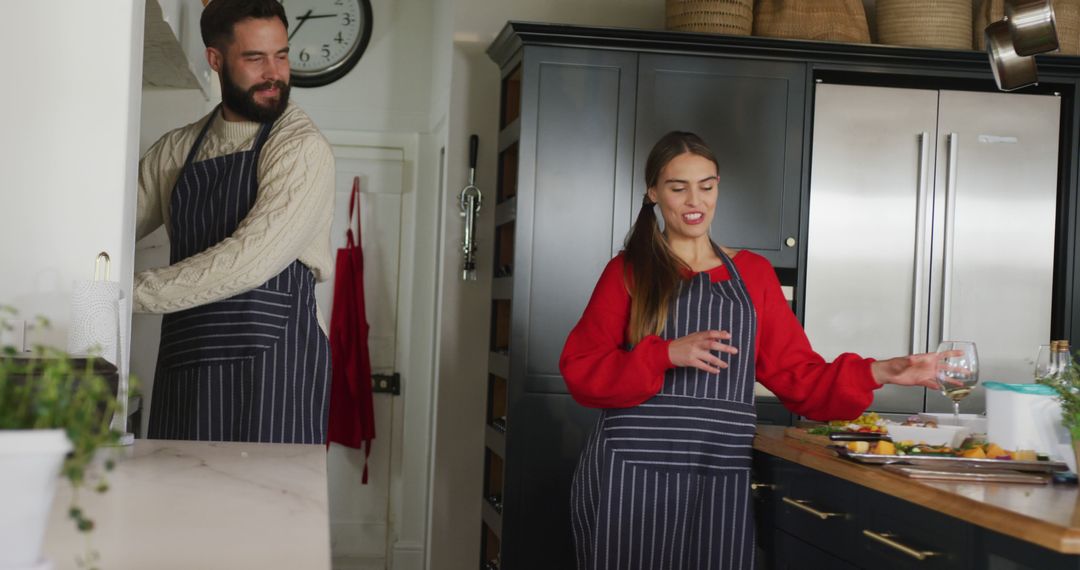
[0,316,117,537]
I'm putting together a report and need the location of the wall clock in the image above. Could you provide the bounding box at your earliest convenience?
[281,0,373,88]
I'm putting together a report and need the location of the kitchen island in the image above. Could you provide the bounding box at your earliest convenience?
[42,439,330,570]
[753,425,1080,569]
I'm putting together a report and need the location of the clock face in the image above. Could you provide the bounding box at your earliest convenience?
[280,0,373,87]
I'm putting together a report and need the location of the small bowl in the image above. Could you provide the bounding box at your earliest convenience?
[885,424,970,448]
[918,413,989,434]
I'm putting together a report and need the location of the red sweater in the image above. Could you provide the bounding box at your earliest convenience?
[558,251,880,421]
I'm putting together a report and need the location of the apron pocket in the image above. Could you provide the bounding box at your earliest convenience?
[158,286,294,369]
[602,395,757,473]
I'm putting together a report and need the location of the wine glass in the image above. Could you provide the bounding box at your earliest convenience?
[936,341,979,423]
[1034,344,1054,381]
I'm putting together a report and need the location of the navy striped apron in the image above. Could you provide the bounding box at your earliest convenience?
[147,109,331,444]
[571,251,758,570]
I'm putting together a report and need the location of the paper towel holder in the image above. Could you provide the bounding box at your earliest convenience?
[93,251,111,281]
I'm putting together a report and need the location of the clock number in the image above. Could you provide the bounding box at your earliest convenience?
[342,13,352,25]
[322,44,331,59]
[334,31,344,44]
[299,49,311,63]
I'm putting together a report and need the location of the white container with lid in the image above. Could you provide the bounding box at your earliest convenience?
[984,381,1073,471]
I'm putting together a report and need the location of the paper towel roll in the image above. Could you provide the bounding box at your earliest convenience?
[67,279,121,364]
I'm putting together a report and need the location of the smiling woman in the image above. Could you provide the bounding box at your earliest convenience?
[558,131,957,570]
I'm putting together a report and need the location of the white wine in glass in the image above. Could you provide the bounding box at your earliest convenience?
[936,340,979,422]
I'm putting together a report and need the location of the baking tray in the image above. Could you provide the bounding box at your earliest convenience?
[831,446,1069,473]
[881,464,1051,484]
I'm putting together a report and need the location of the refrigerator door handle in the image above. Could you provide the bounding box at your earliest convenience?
[940,132,960,345]
[912,132,932,355]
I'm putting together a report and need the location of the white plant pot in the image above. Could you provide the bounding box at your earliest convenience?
[0,430,71,570]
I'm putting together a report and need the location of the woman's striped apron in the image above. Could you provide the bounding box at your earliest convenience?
[147,109,331,444]
[571,250,758,570]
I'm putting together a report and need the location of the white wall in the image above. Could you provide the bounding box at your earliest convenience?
[0,1,145,349]
[296,0,435,132]
[290,3,437,569]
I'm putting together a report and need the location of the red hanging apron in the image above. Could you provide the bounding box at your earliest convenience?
[328,176,376,483]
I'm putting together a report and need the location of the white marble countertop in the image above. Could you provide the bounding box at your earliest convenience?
[43,440,330,570]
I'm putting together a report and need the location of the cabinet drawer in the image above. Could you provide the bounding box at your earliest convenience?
[774,463,860,561]
[856,487,974,570]
[773,530,859,570]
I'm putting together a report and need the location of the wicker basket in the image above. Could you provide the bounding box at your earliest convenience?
[877,0,973,49]
[666,0,754,35]
[974,0,1079,55]
[1054,0,1080,55]
[973,0,1005,50]
[753,0,871,43]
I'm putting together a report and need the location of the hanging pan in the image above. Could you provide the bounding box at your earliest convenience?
[1006,0,1059,56]
[986,19,1039,91]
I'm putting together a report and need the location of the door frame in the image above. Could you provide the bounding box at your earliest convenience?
[323,129,431,570]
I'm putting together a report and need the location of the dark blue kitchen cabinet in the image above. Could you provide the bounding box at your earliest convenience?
[634,55,806,268]
[753,450,1080,570]
[483,43,638,570]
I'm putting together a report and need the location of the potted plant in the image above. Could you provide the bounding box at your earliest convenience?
[0,307,120,570]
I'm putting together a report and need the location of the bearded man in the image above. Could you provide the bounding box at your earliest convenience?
[135,0,334,444]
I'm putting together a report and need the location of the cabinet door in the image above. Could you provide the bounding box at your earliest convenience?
[773,530,860,570]
[514,46,638,396]
[774,461,861,563]
[634,54,806,267]
[856,487,974,570]
[503,45,637,570]
[978,529,1080,569]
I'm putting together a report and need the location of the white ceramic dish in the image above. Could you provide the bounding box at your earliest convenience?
[917,413,989,434]
[885,424,970,447]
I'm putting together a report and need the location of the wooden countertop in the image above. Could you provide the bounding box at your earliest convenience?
[754,425,1080,554]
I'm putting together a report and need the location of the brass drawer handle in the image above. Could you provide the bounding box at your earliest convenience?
[751,482,775,491]
[781,496,844,520]
[863,530,942,561]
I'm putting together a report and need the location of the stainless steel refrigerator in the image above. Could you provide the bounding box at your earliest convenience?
[804,83,1060,415]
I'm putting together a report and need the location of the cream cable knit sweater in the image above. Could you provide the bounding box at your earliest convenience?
[134,102,335,322]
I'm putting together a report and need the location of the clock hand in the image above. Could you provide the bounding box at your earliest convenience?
[302,13,339,20]
[288,9,313,41]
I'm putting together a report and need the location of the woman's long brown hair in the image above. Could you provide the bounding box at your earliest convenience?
[624,131,719,344]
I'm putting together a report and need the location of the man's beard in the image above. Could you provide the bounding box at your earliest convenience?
[220,63,290,123]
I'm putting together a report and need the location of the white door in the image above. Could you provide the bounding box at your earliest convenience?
[319,142,405,570]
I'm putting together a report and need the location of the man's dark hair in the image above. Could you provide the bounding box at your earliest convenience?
[200,0,289,50]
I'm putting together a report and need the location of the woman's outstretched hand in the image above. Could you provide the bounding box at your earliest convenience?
[668,330,739,374]
[871,350,962,389]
